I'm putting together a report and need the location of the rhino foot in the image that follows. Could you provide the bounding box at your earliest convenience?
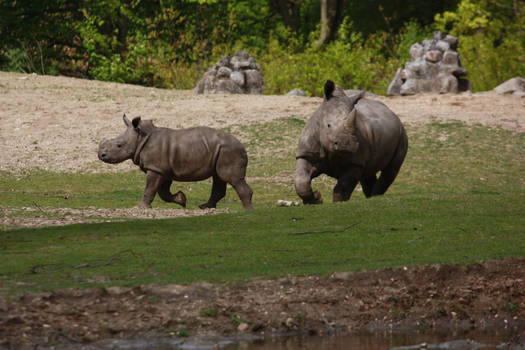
[135,202,153,209]
[173,191,187,208]
[198,203,216,210]
[302,191,323,205]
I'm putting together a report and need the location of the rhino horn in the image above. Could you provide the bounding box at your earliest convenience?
[123,114,132,127]
[345,108,357,131]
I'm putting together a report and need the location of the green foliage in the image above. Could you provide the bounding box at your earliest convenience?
[394,20,433,66]
[0,0,522,92]
[434,0,525,91]
[261,22,398,95]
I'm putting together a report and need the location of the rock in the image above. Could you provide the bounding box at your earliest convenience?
[237,322,249,332]
[387,31,471,95]
[195,50,264,94]
[230,71,245,88]
[286,88,307,96]
[387,68,403,96]
[493,77,525,96]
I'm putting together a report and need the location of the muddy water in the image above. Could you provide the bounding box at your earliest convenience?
[224,330,523,350]
[87,330,523,350]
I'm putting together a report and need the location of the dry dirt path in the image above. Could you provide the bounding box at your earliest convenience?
[1,71,524,174]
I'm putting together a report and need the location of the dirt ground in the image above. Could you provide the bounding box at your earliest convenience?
[1,71,524,175]
[1,259,524,348]
[1,72,525,348]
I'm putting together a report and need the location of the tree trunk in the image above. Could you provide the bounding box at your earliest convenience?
[317,0,343,47]
[268,0,303,32]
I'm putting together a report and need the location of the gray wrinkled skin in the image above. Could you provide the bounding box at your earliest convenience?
[99,115,253,210]
[295,80,408,204]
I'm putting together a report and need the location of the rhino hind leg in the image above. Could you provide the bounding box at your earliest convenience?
[230,178,254,210]
[213,146,254,210]
[371,128,408,196]
[199,176,227,209]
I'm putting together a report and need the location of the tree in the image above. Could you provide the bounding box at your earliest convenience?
[317,0,345,46]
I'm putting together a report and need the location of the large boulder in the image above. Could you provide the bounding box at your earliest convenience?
[493,77,525,97]
[194,50,264,94]
[387,31,472,95]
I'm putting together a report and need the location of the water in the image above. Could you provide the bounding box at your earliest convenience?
[85,329,523,350]
[224,330,523,350]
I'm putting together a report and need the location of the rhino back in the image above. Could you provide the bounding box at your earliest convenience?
[355,99,405,174]
[139,127,245,181]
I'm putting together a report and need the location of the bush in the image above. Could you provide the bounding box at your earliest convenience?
[260,22,399,96]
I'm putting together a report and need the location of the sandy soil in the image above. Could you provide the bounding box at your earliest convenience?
[1,72,525,348]
[1,71,524,175]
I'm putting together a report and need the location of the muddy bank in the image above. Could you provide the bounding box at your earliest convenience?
[1,259,524,348]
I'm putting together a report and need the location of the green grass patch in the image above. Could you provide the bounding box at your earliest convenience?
[1,120,524,295]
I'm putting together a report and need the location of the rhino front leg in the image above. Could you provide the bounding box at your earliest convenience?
[158,179,187,208]
[295,158,323,204]
[136,170,165,208]
[333,170,361,202]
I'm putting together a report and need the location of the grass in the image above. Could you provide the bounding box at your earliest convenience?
[1,119,524,295]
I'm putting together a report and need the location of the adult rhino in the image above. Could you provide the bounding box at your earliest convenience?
[295,80,408,204]
[98,115,254,210]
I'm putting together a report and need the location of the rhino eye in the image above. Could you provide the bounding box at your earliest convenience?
[327,124,331,128]
[117,144,122,148]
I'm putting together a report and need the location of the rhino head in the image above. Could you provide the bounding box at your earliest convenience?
[318,80,363,154]
[98,114,154,164]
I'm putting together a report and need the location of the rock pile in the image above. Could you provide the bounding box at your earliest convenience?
[387,31,472,95]
[194,50,264,94]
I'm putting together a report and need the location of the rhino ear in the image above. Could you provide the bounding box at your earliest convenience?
[345,108,357,131]
[132,117,141,130]
[123,114,132,127]
[324,80,336,100]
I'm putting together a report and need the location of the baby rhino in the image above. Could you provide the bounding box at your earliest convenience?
[98,115,253,210]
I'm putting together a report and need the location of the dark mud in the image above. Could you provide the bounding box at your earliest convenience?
[1,259,524,349]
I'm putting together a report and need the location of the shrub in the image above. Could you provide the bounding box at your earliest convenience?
[260,21,399,96]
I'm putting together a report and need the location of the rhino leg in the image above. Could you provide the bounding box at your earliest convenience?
[213,146,254,210]
[199,175,227,209]
[333,173,360,202]
[136,170,165,208]
[360,175,377,198]
[295,158,323,204]
[371,128,408,196]
[230,178,254,210]
[158,179,187,208]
